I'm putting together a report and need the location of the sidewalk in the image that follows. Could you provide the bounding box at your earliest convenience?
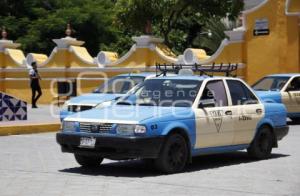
[0,105,61,136]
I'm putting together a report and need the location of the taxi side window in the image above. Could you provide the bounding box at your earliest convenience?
[286,77,300,92]
[200,80,228,107]
[227,80,258,105]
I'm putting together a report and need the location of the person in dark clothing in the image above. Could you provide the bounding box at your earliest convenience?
[29,62,42,108]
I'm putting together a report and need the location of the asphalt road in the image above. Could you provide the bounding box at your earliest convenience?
[0,123,299,196]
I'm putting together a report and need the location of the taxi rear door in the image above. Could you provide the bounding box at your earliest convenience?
[281,76,300,114]
[225,79,264,145]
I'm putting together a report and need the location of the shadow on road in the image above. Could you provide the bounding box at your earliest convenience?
[59,151,289,177]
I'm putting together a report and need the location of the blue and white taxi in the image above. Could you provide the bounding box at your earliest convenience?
[60,73,156,121]
[253,74,300,122]
[57,65,289,173]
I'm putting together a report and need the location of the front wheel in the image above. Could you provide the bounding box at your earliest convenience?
[155,134,188,173]
[247,126,274,159]
[74,154,103,168]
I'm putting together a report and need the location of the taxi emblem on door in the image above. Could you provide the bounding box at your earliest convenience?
[210,110,223,132]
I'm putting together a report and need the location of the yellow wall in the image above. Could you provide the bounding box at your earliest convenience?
[289,0,300,12]
[200,0,300,83]
[0,49,26,68]
[69,52,95,67]
[41,48,95,68]
[109,48,176,67]
[43,49,68,67]
[2,0,300,103]
[110,48,150,67]
[0,68,142,104]
[0,53,5,68]
[213,42,244,64]
[245,0,299,84]
[3,78,103,104]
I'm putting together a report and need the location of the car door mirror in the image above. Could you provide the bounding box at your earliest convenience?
[198,99,216,108]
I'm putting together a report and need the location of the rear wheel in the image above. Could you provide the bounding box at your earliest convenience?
[247,126,274,159]
[155,134,188,173]
[74,154,103,167]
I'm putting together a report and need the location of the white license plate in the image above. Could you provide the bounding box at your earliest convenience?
[79,137,96,148]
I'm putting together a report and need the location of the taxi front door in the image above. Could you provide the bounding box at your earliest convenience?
[194,80,234,148]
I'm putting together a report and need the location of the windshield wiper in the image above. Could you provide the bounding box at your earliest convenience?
[116,101,133,105]
[138,103,155,106]
[270,88,280,91]
[254,88,267,91]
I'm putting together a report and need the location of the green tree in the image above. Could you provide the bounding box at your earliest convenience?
[0,0,244,56]
[115,0,244,54]
[193,18,234,55]
[0,0,117,56]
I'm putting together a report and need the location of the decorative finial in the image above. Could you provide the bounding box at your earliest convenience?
[65,23,72,37]
[1,26,7,40]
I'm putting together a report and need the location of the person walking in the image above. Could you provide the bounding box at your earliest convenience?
[29,62,42,108]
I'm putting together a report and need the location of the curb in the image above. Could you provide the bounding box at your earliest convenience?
[0,123,61,136]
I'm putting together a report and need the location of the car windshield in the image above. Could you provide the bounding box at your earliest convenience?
[117,79,202,107]
[93,76,145,94]
[252,76,290,91]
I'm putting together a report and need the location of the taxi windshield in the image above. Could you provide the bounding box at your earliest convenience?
[93,76,145,94]
[117,79,202,107]
[252,76,290,91]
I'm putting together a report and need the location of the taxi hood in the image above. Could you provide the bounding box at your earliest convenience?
[64,105,193,124]
[68,93,123,106]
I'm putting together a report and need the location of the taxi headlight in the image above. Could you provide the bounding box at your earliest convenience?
[63,121,77,132]
[135,125,147,134]
[116,124,147,135]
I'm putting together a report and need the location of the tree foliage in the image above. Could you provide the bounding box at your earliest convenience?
[194,18,235,55]
[116,0,244,54]
[0,0,244,56]
[0,0,117,56]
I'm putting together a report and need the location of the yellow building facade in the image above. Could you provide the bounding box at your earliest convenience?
[184,0,300,84]
[0,0,299,103]
[0,35,178,104]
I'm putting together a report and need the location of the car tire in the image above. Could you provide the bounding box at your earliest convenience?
[74,154,103,167]
[155,133,188,173]
[290,117,300,123]
[247,126,274,159]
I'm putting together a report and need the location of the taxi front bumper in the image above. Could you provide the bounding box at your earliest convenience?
[56,132,164,160]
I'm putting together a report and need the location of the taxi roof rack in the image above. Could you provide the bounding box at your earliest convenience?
[155,63,239,77]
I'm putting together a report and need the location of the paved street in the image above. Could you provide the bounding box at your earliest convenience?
[0,123,299,196]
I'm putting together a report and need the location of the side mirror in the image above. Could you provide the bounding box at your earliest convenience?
[198,99,216,108]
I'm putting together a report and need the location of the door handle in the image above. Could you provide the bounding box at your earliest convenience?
[225,111,232,115]
[256,109,263,114]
